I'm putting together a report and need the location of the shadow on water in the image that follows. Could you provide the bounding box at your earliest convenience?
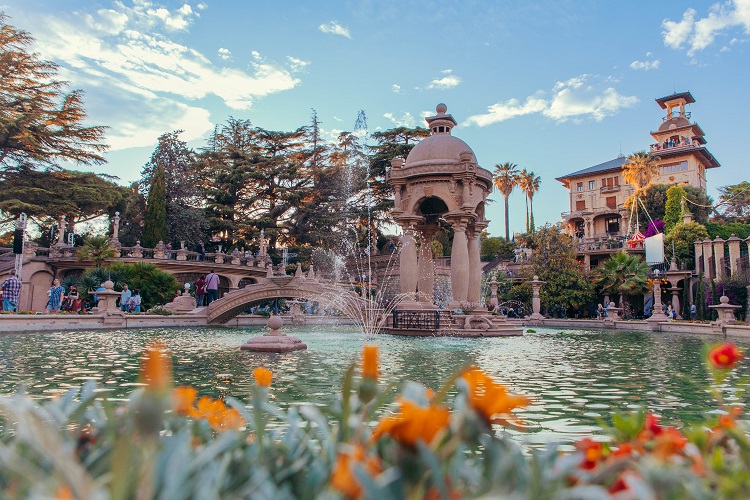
[0,326,747,448]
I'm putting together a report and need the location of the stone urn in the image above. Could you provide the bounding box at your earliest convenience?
[240,314,307,352]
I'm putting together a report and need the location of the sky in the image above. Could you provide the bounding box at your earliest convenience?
[2,0,748,238]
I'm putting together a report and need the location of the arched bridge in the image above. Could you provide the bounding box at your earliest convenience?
[206,274,365,325]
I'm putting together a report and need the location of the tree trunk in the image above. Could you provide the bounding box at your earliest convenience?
[504,194,510,241]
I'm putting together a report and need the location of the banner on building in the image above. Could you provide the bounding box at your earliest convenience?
[644,233,665,264]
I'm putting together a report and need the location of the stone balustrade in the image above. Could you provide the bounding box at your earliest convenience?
[693,235,750,279]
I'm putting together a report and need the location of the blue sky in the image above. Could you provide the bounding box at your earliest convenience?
[2,0,748,237]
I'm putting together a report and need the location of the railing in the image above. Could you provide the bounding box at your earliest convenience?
[600,185,620,193]
[392,310,440,331]
[662,111,691,121]
[649,141,700,153]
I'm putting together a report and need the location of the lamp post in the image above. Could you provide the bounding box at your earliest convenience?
[14,213,27,279]
[647,269,669,324]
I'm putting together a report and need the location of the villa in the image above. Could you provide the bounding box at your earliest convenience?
[556,91,721,270]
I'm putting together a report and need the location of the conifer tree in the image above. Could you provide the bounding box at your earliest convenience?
[143,165,167,247]
[664,185,686,233]
[0,15,107,170]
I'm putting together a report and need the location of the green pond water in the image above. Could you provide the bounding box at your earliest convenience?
[0,326,747,449]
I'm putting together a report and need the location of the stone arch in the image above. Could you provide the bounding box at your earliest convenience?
[415,196,450,224]
[206,277,363,324]
[406,186,461,215]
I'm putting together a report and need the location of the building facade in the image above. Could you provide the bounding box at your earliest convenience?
[556,91,720,270]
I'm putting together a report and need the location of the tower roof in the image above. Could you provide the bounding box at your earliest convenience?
[404,103,477,168]
[655,91,695,109]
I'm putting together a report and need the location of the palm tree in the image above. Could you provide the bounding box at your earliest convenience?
[622,151,660,197]
[492,162,520,241]
[518,169,541,233]
[77,235,118,268]
[595,251,650,315]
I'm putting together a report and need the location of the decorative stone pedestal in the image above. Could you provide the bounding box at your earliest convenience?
[240,315,307,352]
[527,276,546,321]
[91,279,126,326]
[709,296,741,325]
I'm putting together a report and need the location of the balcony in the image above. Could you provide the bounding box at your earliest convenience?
[649,141,700,153]
[600,185,620,193]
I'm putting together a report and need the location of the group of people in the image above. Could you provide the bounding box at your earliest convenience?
[192,269,220,306]
[119,284,142,312]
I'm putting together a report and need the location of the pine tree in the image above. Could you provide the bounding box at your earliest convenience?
[143,165,167,247]
[0,15,107,170]
[664,185,686,233]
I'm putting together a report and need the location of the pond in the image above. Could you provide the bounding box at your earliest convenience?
[0,325,746,449]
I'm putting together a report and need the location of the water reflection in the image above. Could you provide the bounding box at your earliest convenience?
[0,326,747,447]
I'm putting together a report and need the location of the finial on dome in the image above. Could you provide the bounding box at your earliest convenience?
[424,103,457,134]
[436,103,447,114]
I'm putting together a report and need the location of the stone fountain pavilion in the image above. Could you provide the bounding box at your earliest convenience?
[385,103,521,337]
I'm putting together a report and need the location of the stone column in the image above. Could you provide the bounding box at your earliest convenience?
[111,212,121,241]
[416,229,435,305]
[694,240,703,274]
[669,286,681,317]
[448,217,470,306]
[702,239,713,279]
[466,224,483,305]
[727,235,741,276]
[399,226,418,299]
[527,276,546,320]
[712,237,725,280]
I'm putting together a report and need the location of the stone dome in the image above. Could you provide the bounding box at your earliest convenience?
[404,103,477,168]
[658,115,690,132]
[405,134,477,168]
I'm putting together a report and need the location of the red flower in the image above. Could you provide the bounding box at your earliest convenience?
[708,344,742,369]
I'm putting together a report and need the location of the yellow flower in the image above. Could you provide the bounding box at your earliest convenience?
[139,341,172,393]
[372,399,450,447]
[172,386,197,415]
[330,444,382,499]
[462,367,528,426]
[362,345,378,381]
[253,367,272,387]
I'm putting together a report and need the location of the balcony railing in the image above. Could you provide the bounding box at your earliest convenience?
[600,185,620,193]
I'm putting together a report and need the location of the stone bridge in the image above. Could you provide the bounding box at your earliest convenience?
[206,272,364,324]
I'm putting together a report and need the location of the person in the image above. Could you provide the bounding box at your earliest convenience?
[173,289,182,301]
[205,269,219,304]
[195,275,206,306]
[46,279,65,313]
[93,284,106,306]
[597,303,605,319]
[1,269,22,313]
[67,286,82,313]
[690,303,697,320]
[127,289,142,313]
[196,241,206,261]
[120,284,132,312]
[666,304,673,320]
[165,242,173,259]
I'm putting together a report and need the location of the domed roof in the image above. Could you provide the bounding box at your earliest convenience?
[405,134,477,168]
[658,115,690,132]
[404,103,477,168]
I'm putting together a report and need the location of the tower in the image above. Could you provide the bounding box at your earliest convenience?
[649,91,720,192]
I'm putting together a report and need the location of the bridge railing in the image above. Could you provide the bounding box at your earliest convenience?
[392,310,440,331]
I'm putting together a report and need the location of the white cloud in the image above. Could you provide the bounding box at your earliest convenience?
[663,1,750,56]
[18,2,305,150]
[392,84,401,93]
[426,69,461,90]
[465,75,638,127]
[318,20,352,38]
[286,56,310,71]
[196,3,208,10]
[383,112,416,127]
[465,97,547,126]
[629,56,661,71]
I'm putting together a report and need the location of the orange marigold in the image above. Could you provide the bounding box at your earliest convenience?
[462,367,529,425]
[140,341,172,393]
[191,396,245,431]
[708,343,742,369]
[330,445,381,499]
[575,437,607,470]
[362,345,378,381]
[372,399,450,448]
[253,367,272,387]
[172,386,198,415]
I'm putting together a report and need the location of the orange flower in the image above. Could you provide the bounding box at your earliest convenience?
[253,367,272,387]
[372,399,450,448]
[461,367,529,425]
[140,341,172,393]
[575,437,607,470]
[191,396,245,431]
[708,343,742,369]
[651,427,688,459]
[330,445,381,499]
[362,345,378,381]
[56,485,74,500]
[172,386,197,415]
[715,406,743,430]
